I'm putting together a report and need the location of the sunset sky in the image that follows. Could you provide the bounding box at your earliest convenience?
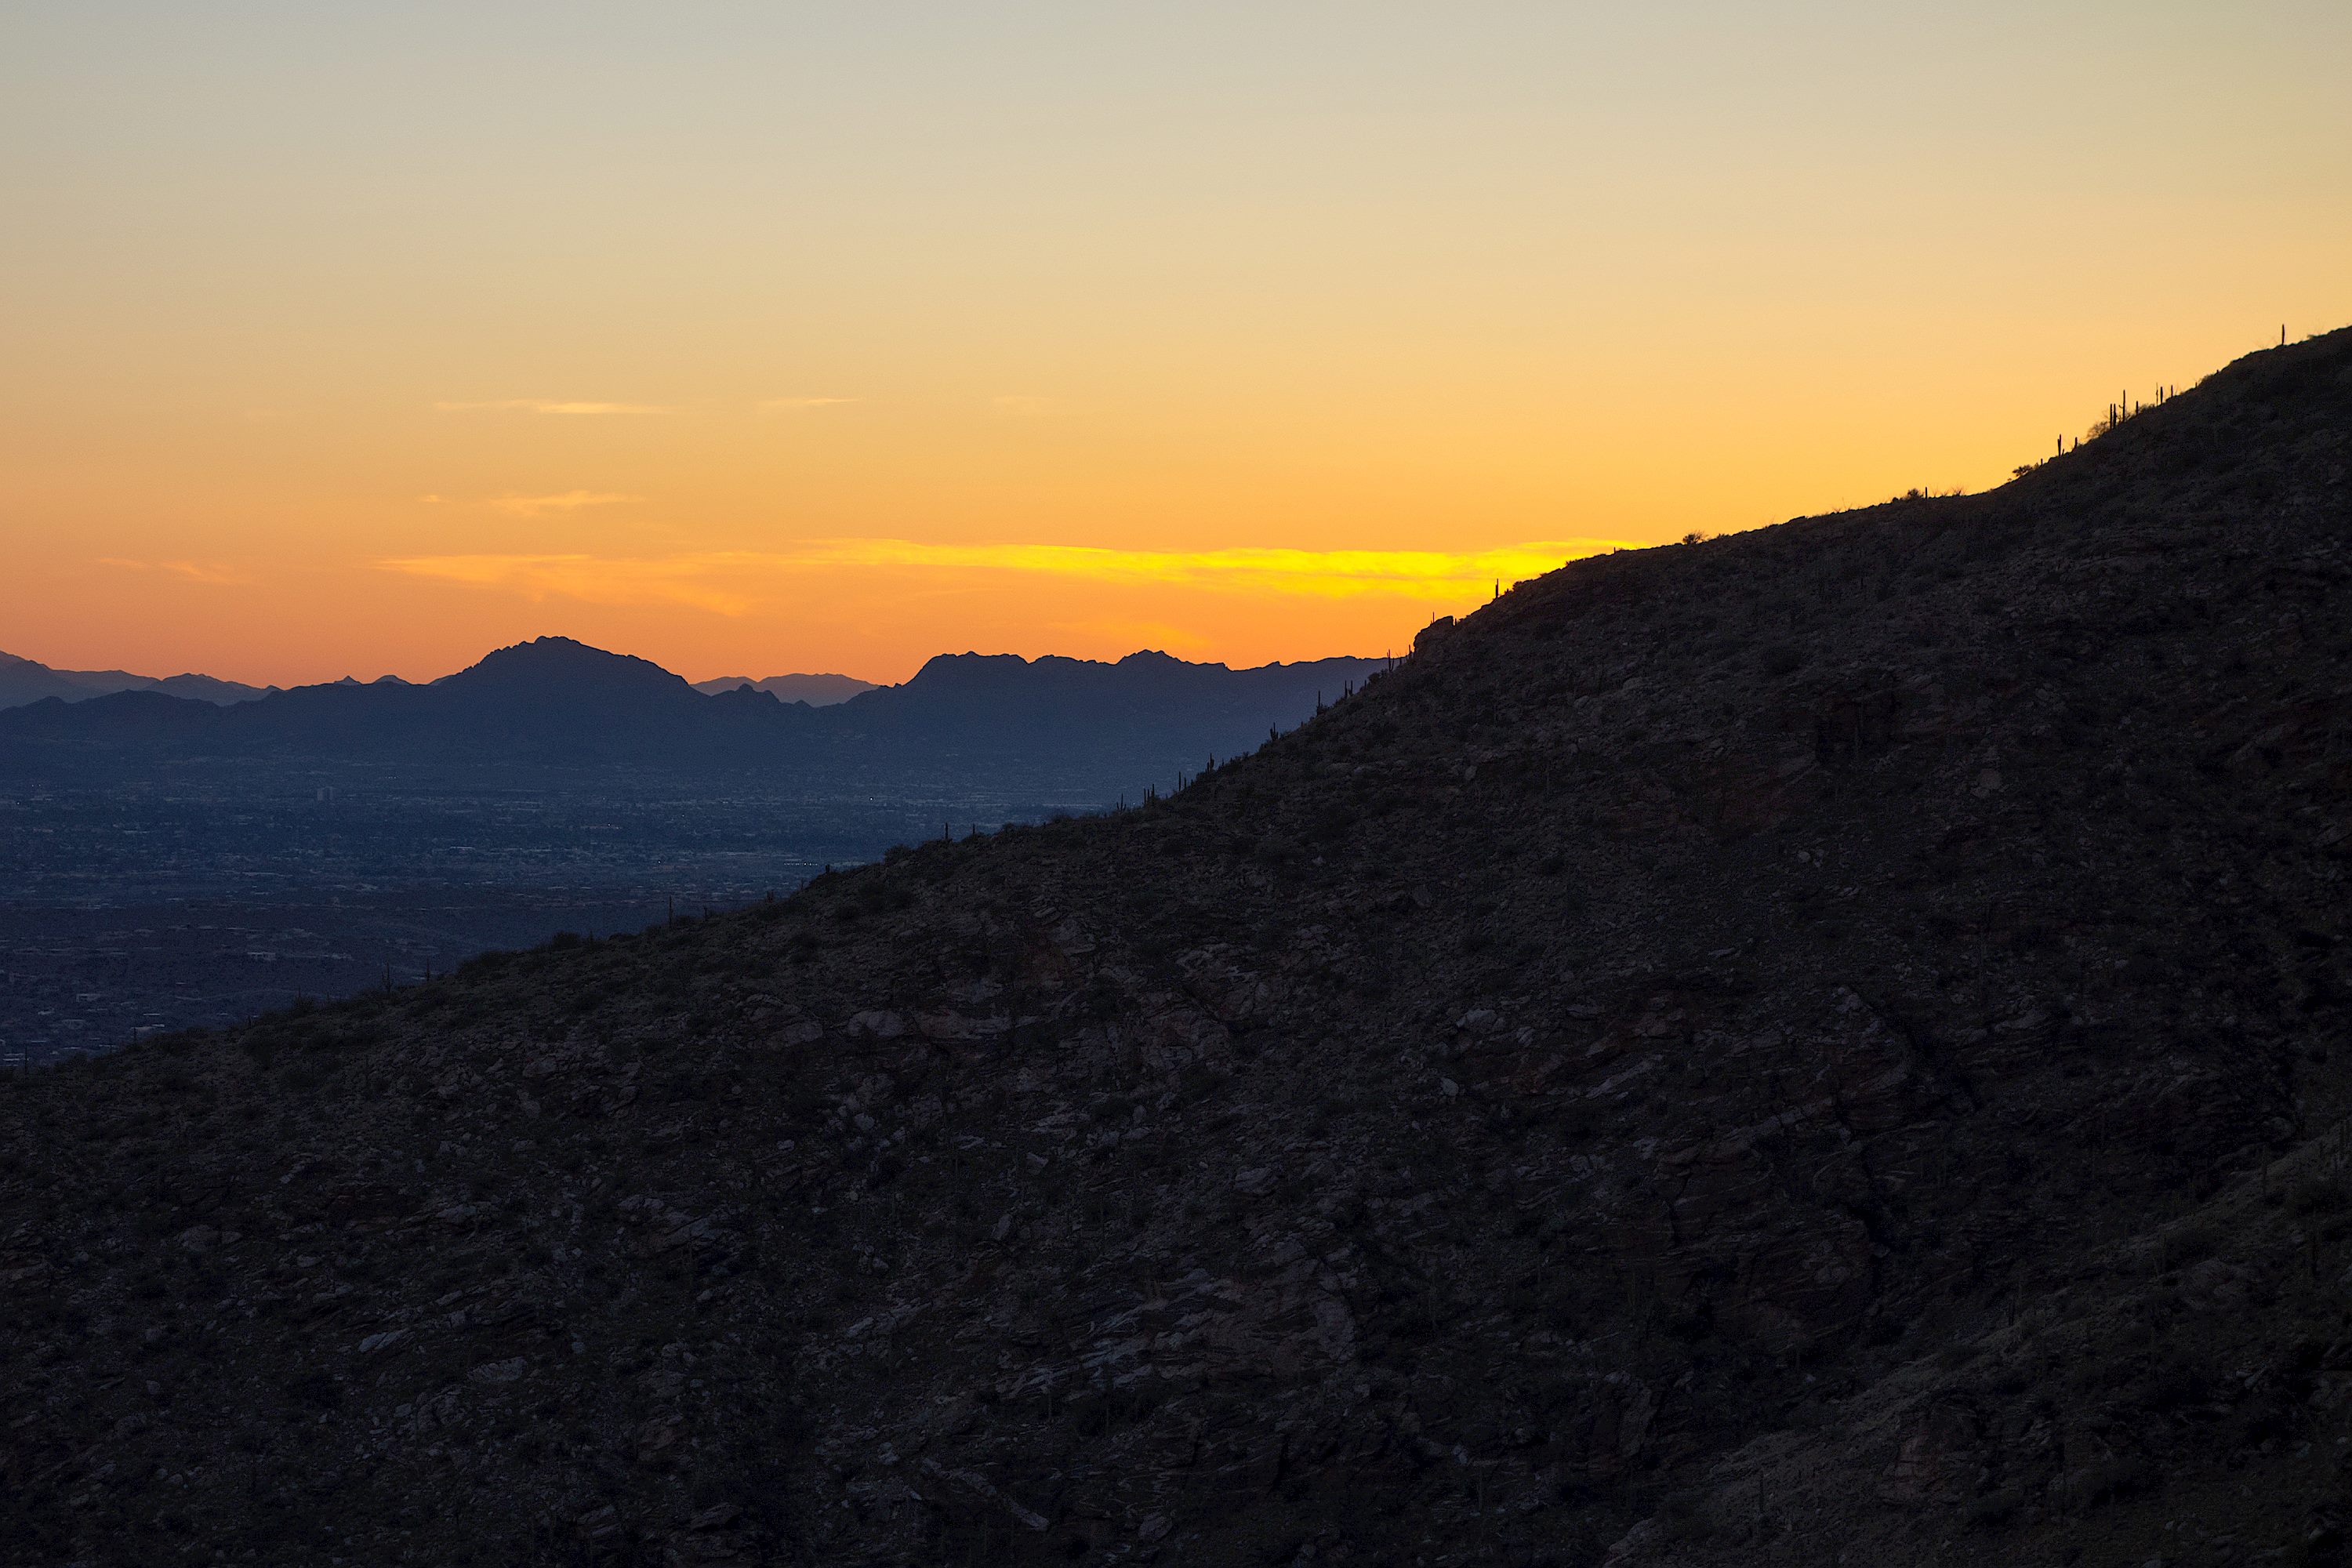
[4,3,2347,687]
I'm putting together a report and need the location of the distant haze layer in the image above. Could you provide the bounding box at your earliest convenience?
[690,673,878,706]
[0,651,271,710]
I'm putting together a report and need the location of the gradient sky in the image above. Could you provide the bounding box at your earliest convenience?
[4,2,2347,686]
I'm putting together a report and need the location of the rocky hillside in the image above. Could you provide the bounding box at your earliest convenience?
[2,330,2348,1567]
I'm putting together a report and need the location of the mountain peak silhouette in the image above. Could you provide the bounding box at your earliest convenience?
[0,633,1381,771]
[434,636,699,702]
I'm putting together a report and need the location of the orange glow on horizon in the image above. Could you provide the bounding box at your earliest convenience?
[3,5,2347,688]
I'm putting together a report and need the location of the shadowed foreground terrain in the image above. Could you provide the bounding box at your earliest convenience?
[2,331,2350,1566]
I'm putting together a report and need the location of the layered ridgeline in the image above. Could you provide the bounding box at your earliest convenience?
[2,330,2349,1566]
[0,652,272,710]
[0,642,1381,784]
[691,674,878,706]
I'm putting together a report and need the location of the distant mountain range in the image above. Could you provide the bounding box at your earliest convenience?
[0,650,881,713]
[0,637,1384,782]
[690,673,877,706]
[0,651,274,710]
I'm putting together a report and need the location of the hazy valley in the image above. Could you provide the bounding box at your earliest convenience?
[0,648,1378,1065]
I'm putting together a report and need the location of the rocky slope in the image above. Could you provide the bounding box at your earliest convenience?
[2,329,2349,1567]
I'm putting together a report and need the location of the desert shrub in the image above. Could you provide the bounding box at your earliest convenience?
[1253,836,1300,868]
[2053,1455,2152,1512]
[2292,1175,2350,1214]
[1655,1490,1715,1542]
[2156,1221,2220,1272]
[281,1370,342,1410]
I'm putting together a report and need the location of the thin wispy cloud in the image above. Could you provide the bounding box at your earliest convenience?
[375,538,1635,615]
[376,553,755,615]
[491,491,641,517]
[789,539,1634,597]
[434,400,667,416]
[1048,617,1213,656]
[758,397,859,412]
[99,558,255,586]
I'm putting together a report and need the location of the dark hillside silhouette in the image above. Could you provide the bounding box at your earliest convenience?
[2,328,2349,1564]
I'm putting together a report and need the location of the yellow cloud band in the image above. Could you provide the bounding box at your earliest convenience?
[98,557,255,586]
[376,538,1632,614]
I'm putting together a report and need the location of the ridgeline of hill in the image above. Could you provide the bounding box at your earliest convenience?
[2,330,2350,1566]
